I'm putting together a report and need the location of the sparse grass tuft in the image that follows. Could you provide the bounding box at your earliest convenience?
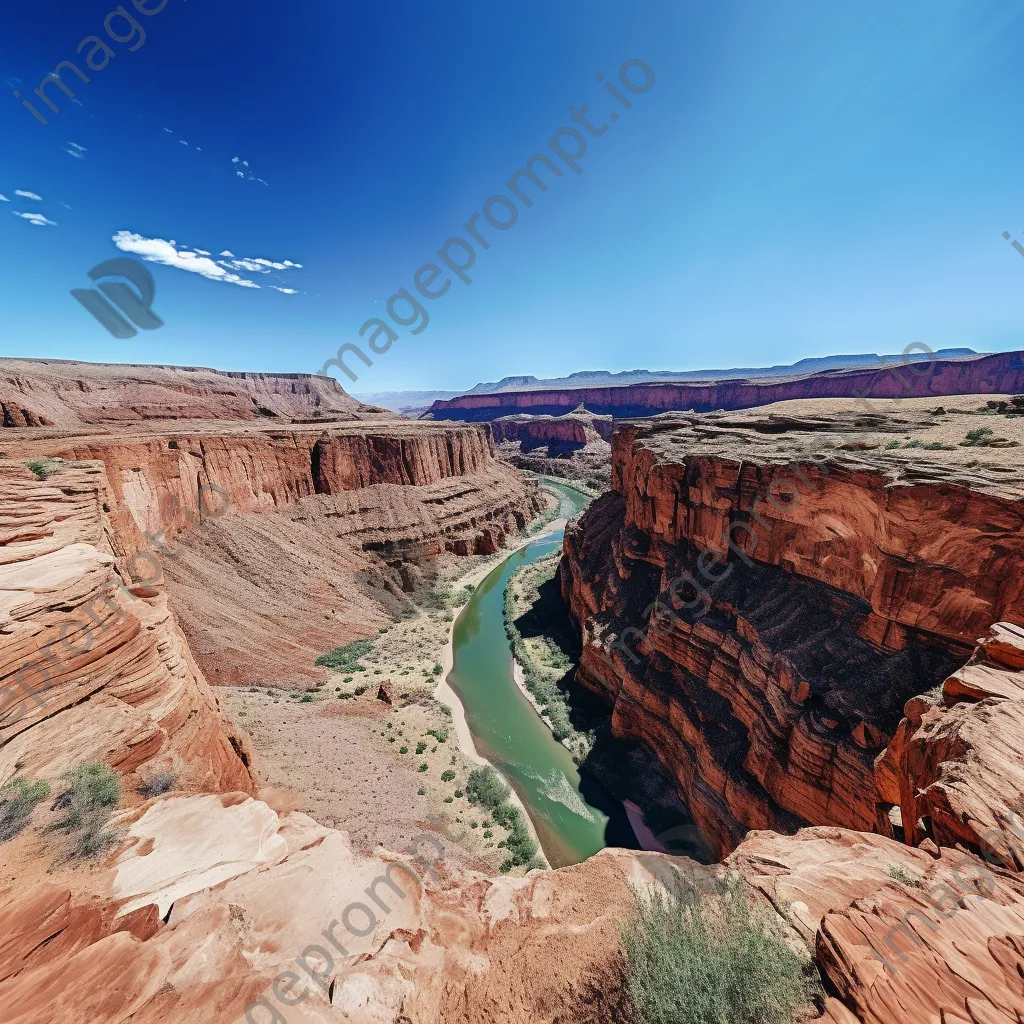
[46,760,122,860]
[137,771,176,798]
[623,874,817,1024]
[26,458,62,480]
[0,776,51,842]
[315,639,374,672]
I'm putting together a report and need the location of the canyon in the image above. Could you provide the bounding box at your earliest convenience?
[0,361,1023,1022]
[429,349,1024,421]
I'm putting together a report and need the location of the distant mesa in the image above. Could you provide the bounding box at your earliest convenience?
[427,349,1024,422]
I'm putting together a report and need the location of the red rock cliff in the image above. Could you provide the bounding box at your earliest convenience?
[0,358,371,427]
[561,409,1024,857]
[432,350,1024,421]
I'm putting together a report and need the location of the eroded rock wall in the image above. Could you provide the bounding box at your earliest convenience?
[0,462,255,793]
[0,358,369,427]
[431,350,1024,421]
[561,414,1024,857]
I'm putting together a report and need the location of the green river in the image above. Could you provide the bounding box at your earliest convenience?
[447,480,639,867]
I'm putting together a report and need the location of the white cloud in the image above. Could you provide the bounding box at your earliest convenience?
[271,286,298,294]
[15,190,42,201]
[219,250,234,256]
[236,171,244,178]
[64,146,85,159]
[0,194,7,202]
[66,141,86,152]
[194,249,211,256]
[243,160,249,167]
[231,156,240,163]
[179,139,188,146]
[112,230,260,288]
[14,211,56,227]
[163,127,173,133]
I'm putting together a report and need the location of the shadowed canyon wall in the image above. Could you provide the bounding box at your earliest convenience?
[561,412,1024,857]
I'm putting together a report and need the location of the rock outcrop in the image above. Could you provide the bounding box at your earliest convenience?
[0,358,373,427]
[561,409,1024,857]
[1,422,542,689]
[430,350,1024,421]
[0,461,255,794]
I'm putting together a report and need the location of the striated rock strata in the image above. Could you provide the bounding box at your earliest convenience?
[561,411,1024,857]
[1,422,542,688]
[431,349,1024,421]
[0,358,373,427]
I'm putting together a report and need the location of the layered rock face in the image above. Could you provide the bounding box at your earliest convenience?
[1,422,541,688]
[0,462,255,794]
[0,358,371,427]
[431,350,1024,421]
[561,410,1024,857]
[490,412,613,450]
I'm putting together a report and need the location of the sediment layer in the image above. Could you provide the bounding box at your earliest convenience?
[0,358,372,427]
[430,350,1024,420]
[561,409,1024,856]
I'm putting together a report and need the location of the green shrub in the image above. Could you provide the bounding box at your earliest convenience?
[26,458,61,480]
[354,685,367,696]
[440,769,456,782]
[300,695,313,703]
[0,776,51,842]
[418,763,428,772]
[464,583,476,593]
[886,862,921,887]
[426,728,448,743]
[465,767,538,867]
[432,663,443,675]
[623,875,815,1024]
[400,745,409,754]
[964,427,995,446]
[315,639,374,671]
[417,787,426,795]
[416,741,427,754]
[47,760,123,860]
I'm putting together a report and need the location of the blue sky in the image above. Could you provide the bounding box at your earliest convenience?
[2,0,1024,392]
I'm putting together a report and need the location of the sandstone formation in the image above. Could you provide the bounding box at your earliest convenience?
[0,461,255,795]
[491,410,613,493]
[430,350,1024,421]
[0,358,374,427]
[0,422,541,689]
[561,408,1024,857]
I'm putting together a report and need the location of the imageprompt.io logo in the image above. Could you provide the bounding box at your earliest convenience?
[71,258,164,339]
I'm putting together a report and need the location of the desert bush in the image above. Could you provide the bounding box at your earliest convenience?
[137,771,177,798]
[47,760,122,860]
[315,639,374,671]
[963,427,995,446]
[466,767,539,869]
[886,862,921,887]
[26,458,62,480]
[623,874,815,1024]
[0,776,51,842]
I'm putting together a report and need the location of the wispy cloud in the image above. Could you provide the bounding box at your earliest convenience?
[231,155,268,185]
[111,231,304,293]
[64,141,86,159]
[14,211,56,227]
[0,194,8,203]
[15,190,42,201]
[270,286,298,294]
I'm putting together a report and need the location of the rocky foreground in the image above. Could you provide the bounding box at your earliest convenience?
[0,390,1023,1021]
